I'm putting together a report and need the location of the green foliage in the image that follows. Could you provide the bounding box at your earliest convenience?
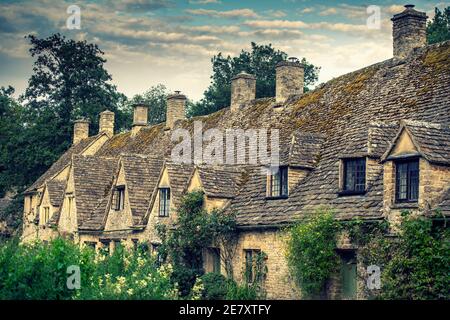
[187,42,320,117]
[0,238,178,300]
[156,191,237,297]
[285,209,340,298]
[360,212,449,300]
[200,272,228,300]
[127,84,169,125]
[427,7,450,44]
[225,281,259,300]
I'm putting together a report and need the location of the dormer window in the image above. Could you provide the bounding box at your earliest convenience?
[267,166,288,198]
[341,158,366,195]
[395,159,419,203]
[114,186,125,211]
[159,188,170,217]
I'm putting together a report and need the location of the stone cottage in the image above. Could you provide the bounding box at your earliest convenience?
[21,5,449,299]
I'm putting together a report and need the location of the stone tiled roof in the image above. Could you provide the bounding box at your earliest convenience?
[196,165,246,199]
[402,120,450,165]
[46,180,66,207]
[122,155,164,225]
[26,40,450,229]
[166,162,195,209]
[72,155,117,229]
[233,41,450,226]
[25,134,103,193]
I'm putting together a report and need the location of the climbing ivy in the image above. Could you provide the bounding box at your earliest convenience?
[285,209,340,298]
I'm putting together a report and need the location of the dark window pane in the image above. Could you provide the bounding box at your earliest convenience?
[269,167,288,197]
[159,188,170,217]
[395,159,419,202]
[343,158,366,192]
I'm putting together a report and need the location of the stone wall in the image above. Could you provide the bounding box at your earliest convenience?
[99,110,115,137]
[73,120,89,145]
[231,229,301,299]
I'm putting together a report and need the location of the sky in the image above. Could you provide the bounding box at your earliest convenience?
[0,0,447,101]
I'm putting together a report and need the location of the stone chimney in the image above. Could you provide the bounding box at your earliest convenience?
[73,119,89,144]
[391,4,427,59]
[99,110,115,137]
[231,71,256,112]
[131,103,148,136]
[166,91,186,130]
[275,57,304,103]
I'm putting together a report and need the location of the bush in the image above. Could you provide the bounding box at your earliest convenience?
[360,212,450,300]
[285,209,340,298]
[225,281,259,300]
[0,238,178,300]
[200,273,228,300]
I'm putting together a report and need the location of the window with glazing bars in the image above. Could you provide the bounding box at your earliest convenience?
[159,188,170,217]
[395,159,419,202]
[268,167,288,197]
[343,158,366,193]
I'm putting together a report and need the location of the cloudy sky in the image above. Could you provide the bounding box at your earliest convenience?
[0,0,447,101]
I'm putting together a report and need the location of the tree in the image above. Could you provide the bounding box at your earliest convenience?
[0,87,24,198]
[127,84,169,125]
[18,33,129,188]
[427,7,450,44]
[187,42,320,117]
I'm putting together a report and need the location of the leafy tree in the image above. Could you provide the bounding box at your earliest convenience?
[187,42,320,117]
[17,33,129,189]
[127,84,169,125]
[0,87,24,198]
[427,7,450,44]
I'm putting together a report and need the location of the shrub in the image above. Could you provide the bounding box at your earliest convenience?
[225,281,259,300]
[285,209,340,298]
[201,273,228,300]
[0,238,178,300]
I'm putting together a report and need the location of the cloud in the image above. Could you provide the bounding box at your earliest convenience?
[243,20,308,29]
[385,5,406,15]
[299,7,314,14]
[319,8,338,16]
[265,10,287,18]
[185,8,259,19]
[189,0,221,4]
[113,0,176,12]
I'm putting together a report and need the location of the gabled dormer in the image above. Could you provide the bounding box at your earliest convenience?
[381,120,450,222]
[143,162,193,243]
[186,165,244,211]
[266,131,325,199]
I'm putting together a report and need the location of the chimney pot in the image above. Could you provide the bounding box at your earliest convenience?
[275,58,304,103]
[99,110,115,137]
[230,71,256,112]
[166,91,186,130]
[73,119,90,144]
[391,4,427,59]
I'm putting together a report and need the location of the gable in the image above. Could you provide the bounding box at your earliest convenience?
[58,165,78,234]
[187,168,203,193]
[104,163,133,231]
[389,130,419,158]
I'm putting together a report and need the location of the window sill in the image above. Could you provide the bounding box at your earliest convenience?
[337,190,366,197]
[158,215,170,218]
[265,195,289,200]
[392,202,418,209]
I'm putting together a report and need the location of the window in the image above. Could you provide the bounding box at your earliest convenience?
[342,158,366,194]
[42,207,50,224]
[395,159,419,202]
[100,240,110,255]
[159,188,170,217]
[114,186,125,211]
[67,193,74,217]
[207,248,221,274]
[84,241,96,250]
[152,243,164,266]
[267,167,288,198]
[339,250,357,299]
[244,249,261,283]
